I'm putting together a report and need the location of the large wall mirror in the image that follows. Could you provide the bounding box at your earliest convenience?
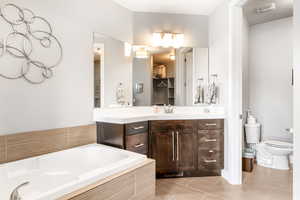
[132,47,209,106]
[93,33,132,108]
[93,32,210,108]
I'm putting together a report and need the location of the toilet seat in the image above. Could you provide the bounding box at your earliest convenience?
[264,140,293,149]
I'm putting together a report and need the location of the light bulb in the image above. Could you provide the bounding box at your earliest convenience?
[162,33,173,48]
[152,33,162,47]
[173,34,184,48]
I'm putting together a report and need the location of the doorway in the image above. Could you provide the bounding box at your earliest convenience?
[230,0,294,194]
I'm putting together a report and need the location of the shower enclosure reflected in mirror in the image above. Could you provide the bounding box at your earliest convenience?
[132,47,209,106]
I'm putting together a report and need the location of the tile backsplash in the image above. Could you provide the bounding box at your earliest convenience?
[0,136,6,163]
[0,124,96,164]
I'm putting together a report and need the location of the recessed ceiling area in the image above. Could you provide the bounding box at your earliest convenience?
[112,0,225,15]
[244,0,293,26]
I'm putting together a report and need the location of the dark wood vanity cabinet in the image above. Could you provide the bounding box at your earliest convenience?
[97,119,224,177]
[149,119,224,177]
[97,121,148,155]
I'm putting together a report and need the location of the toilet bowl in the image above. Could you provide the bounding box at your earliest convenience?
[256,140,293,170]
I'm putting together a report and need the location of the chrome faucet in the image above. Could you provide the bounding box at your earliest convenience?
[10,182,29,200]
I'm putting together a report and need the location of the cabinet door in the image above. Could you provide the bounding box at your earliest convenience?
[151,130,177,174]
[177,128,197,172]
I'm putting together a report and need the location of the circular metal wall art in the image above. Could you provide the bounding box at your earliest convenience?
[0,3,63,84]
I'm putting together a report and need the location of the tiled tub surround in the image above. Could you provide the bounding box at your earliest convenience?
[0,144,155,200]
[0,124,96,164]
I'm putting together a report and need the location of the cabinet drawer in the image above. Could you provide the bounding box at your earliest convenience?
[126,132,148,155]
[198,130,223,150]
[126,121,148,135]
[198,120,224,130]
[198,149,223,170]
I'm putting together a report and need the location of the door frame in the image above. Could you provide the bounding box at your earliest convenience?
[226,0,248,185]
[93,33,105,108]
[185,51,194,106]
[293,1,299,199]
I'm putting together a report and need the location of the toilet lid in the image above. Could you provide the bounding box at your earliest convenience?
[265,140,293,149]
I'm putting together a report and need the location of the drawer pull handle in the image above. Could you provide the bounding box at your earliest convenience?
[205,139,217,142]
[209,150,214,153]
[134,143,144,148]
[206,123,217,126]
[133,126,145,130]
[176,131,179,161]
[204,159,217,163]
[172,131,175,161]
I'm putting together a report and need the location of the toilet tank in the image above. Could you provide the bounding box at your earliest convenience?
[245,123,261,144]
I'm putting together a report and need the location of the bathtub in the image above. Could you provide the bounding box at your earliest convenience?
[0,144,147,200]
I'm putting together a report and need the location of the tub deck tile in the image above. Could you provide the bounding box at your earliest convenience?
[60,160,156,200]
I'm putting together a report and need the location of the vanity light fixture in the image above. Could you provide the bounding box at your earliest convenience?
[173,34,184,48]
[152,32,184,48]
[133,46,149,59]
[152,33,162,47]
[135,49,149,59]
[162,33,173,48]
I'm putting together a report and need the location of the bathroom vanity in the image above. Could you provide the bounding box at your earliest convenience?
[94,107,225,177]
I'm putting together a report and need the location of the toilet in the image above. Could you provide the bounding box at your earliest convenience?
[256,140,293,170]
[244,113,293,170]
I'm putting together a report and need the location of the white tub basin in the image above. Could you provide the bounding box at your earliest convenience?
[0,144,147,200]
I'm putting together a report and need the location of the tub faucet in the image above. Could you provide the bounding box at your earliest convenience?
[10,182,29,200]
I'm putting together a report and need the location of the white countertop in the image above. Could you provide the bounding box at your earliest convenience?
[93,106,226,124]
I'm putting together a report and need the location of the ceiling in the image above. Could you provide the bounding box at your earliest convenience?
[244,0,293,26]
[112,0,225,15]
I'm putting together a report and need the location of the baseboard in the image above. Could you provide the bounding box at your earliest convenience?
[221,169,230,181]
[221,169,242,185]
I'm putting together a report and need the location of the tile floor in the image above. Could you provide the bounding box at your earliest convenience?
[155,165,292,200]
